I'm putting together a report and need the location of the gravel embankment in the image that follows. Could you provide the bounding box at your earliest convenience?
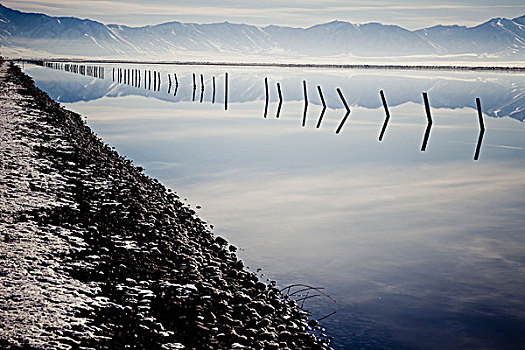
[0,60,331,350]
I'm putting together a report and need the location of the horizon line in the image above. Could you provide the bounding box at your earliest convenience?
[9,58,525,73]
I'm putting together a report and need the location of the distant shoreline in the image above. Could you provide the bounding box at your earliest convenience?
[10,58,525,72]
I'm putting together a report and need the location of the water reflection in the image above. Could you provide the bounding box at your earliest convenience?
[316,85,327,129]
[31,62,524,160]
[335,88,351,134]
[276,82,283,119]
[475,98,486,161]
[379,90,391,141]
[23,63,525,350]
[29,62,525,122]
[421,92,433,152]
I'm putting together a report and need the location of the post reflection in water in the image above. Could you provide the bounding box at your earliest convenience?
[276,82,283,119]
[335,88,351,134]
[379,89,391,141]
[316,85,327,129]
[25,62,525,350]
[421,92,433,152]
[302,80,308,127]
[475,97,486,161]
[264,77,269,119]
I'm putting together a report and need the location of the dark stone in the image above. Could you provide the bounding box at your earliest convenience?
[0,61,331,350]
[215,236,228,246]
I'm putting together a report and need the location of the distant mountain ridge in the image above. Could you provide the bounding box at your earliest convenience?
[0,4,524,60]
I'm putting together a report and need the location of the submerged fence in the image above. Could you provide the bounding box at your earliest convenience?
[43,61,105,79]
[38,60,488,160]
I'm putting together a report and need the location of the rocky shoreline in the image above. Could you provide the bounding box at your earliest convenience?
[0,60,331,350]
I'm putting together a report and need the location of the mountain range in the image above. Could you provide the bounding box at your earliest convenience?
[0,4,524,61]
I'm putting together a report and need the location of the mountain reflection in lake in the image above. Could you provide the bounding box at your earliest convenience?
[25,63,525,350]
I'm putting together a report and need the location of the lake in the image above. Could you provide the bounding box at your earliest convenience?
[23,62,525,349]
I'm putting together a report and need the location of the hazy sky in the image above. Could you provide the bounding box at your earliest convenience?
[3,0,525,29]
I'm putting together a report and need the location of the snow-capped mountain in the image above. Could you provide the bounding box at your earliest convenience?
[107,21,275,54]
[0,5,142,56]
[0,4,524,61]
[416,16,525,56]
[264,21,438,56]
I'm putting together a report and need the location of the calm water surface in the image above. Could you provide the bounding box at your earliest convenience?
[24,63,525,349]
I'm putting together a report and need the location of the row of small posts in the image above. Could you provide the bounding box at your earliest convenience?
[41,62,485,160]
[109,67,484,160]
[112,67,164,92]
[181,72,228,109]
[263,78,485,160]
[112,68,229,110]
[44,62,105,79]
